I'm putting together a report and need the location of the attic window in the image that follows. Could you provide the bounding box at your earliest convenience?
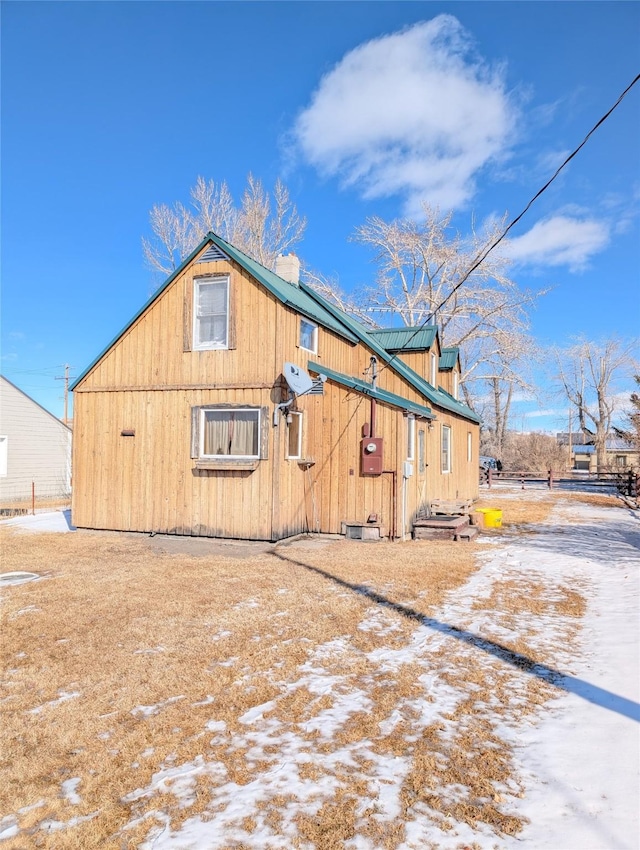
[453,371,459,400]
[193,276,229,350]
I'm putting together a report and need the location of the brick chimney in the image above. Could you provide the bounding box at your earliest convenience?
[275,252,300,286]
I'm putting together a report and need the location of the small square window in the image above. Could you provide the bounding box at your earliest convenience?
[299,319,318,353]
[287,412,303,459]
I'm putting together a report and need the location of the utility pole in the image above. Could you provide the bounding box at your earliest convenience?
[55,364,76,426]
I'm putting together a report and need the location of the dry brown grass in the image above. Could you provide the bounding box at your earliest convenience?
[0,508,587,848]
[475,487,625,529]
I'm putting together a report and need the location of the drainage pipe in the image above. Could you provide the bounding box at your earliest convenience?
[381,470,397,541]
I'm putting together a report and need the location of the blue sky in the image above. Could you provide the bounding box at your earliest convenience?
[2,1,639,432]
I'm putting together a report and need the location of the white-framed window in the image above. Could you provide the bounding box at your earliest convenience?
[0,436,7,477]
[193,275,229,350]
[299,318,318,353]
[453,371,459,400]
[200,408,260,459]
[286,411,303,459]
[407,415,415,460]
[467,431,472,463]
[430,351,437,387]
[441,424,451,473]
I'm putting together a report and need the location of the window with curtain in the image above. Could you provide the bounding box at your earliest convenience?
[194,276,229,350]
[200,409,259,458]
[441,424,451,473]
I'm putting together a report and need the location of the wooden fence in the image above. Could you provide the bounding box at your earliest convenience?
[479,467,639,498]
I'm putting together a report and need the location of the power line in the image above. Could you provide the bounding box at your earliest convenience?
[377,72,640,380]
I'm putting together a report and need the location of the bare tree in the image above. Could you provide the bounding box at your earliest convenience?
[615,374,640,454]
[307,205,543,436]
[500,432,569,473]
[552,337,638,472]
[142,174,306,276]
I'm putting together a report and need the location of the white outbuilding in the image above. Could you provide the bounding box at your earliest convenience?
[0,375,72,504]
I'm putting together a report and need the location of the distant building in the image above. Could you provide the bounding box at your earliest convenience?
[0,376,72,503]
[556,432,638,471]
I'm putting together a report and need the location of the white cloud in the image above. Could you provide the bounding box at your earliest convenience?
[292,16,516,213]
[505,215,610,272]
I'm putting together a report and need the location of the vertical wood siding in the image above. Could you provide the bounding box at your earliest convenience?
[73,251,479,539]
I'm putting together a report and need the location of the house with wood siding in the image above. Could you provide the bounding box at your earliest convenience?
[0,375,72,504]
[71,233,481,541]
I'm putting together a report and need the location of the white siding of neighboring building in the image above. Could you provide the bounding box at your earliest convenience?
[0,377,72,502]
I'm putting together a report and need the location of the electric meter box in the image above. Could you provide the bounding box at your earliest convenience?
[361,437,383,475]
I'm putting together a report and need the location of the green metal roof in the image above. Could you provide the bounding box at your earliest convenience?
[209,234,358,343]
[71,231,480,425]
[439,347,459,371]
[307,361,434,419]
[367,326,437,352]
[72,233,358,390]
[300,283,481,424]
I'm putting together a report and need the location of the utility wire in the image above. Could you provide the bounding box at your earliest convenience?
[377,72,640,380]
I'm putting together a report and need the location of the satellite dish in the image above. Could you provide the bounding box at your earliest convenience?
[283,362,314,395]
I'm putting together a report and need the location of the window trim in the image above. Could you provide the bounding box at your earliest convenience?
[299,318,318,354]
[192,275,230,351]
[0,436,7,477]
[441,424,452,474]
[286,411,303,460]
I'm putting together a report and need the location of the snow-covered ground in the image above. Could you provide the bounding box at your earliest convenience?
[2,498,639,848]
[1,509,74,533]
